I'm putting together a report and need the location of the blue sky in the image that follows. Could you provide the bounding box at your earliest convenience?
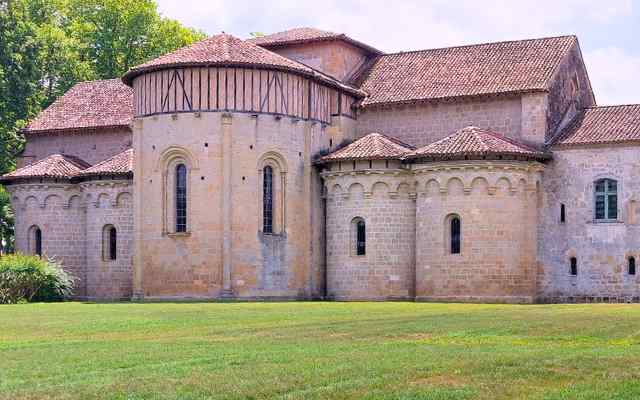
[155,0,640,106]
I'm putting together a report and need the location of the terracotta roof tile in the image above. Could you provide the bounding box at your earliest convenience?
[551,105,640,147]
[357,35,577,107]
[248,27,382,55]
[405,126,548,161]
[0,154,90,182]
[78,148,134,177]
[319,133,414,162]
[123,33,364,96]
[25,79,133,134]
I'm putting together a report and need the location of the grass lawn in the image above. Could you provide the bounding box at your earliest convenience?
[1,302,640,399]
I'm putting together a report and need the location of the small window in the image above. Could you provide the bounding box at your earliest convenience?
[263,165,273,233]
[560,204,566,223]
[629,257,636,276]
[352,217,366,256]
[175,164,187,232]
[450,217,461,254]
[570,257,578,276]
[103,225,117,261]
[33,227,42,257]
[594,178,617,220]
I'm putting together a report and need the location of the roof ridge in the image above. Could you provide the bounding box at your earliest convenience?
[380,34,577,57]
[584,104,640,109]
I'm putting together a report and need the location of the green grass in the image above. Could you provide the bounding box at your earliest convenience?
[1,302,640,399]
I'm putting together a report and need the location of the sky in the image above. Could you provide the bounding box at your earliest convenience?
[155,0,640,106]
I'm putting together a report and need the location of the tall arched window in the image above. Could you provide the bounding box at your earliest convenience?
[34,227,42,256]
[263,165,273,233]
[629,257,636,276]
[595,178,618,220]
[103,225,117,261]
[175,164,187,232]
[450,217,461,254]
[351,217,366,256]
[570,257,578,276]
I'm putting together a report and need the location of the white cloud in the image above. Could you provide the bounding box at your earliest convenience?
[155,0,639,105]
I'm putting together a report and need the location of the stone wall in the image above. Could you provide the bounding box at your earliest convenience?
[7,179,133,299]
[413,161,542,303]
[538,144,640,302]
[323,159,415,300]
[18,128,132,168]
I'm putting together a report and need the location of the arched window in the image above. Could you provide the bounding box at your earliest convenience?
[263,165,273,233]
[570,257,578,276]
[175,164,187,232]
[352,217,366,256]
[450,217,461,254]
[31,226,42,257]
[595,178,618,220]
[103,225,117,261]
[629,257,636,276]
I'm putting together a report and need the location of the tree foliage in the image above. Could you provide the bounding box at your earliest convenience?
[0,0,205,251]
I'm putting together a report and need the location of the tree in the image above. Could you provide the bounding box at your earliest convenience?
[0,0,206,252]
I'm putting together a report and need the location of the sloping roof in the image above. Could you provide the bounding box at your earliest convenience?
[0,154,91,182]
[122,33,364,96]
[405,126,548,161]
[319,133,414,162]
[248,27,382,55]
[25,79,133,134]
[551,105,640,147]
[357,35,577,107]
[78,148,134,178]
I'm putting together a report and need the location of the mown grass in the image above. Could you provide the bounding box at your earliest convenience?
[1,302,640,399]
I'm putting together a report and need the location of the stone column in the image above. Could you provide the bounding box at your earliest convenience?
[221,113,234,297]
[131,118,144,300]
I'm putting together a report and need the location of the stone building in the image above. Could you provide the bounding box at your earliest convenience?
[2,28,638,302]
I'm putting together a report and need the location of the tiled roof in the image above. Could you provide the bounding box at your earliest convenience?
[78,148,134,177]
[405,126,548,161]
[551,105,640,147]
[357,35,577,107]
[25,79,133,134]
[248,27,383,55]
[319,132,414,162]
[0,154,90,182]
[122,33,364,96]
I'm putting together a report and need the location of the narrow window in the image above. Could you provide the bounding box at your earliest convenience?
[629,257,636,276]
[355,219,366,255]
[109,227,117,260]
[175,164,187,232]
[34,228,42,257]
[560,203,566,223]
[263,165,273,233]
[595,178,618,220]
[570,257,578,276]
[450,217,461,254]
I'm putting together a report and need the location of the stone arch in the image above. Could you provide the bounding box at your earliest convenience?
[494,177,513,196]
[96,193,111,208]
[155,145,199,172]
[470,176,489,195]
[446,177,465,196]
[347,182,365,199]
[258,151,287,234]
[67,195,82,209]
[518,178,528,196]
[330,183,343,195]
[256,150,288,173]
[371,181,390,196]
[444,213,462,255]
[43,194,62,209]
[397,182,411,197]
[116,192,132,207]
[424,178,441,197]
[24,196,39,209]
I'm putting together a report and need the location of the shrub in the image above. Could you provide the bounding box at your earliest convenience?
[0,254,75,304]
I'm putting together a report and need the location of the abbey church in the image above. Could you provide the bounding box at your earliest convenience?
[2,28,639,302]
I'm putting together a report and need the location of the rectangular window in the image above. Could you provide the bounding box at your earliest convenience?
[570,257,578,276]
[356,220,366,256]
[560,204,566,223]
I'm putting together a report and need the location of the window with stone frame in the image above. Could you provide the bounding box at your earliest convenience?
[445,214,461,254]
[175,164,188,232]
[570,257,578,276]
[351,217,366,256]
[594,178,618,221]
[263,165,274,234]
[629,257,636,276]
[103,225,117,261]
[28,225,42,256]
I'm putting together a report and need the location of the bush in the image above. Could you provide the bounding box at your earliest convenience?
[0,254,75,304]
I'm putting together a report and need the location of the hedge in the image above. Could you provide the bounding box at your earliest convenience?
[0,254,75,304]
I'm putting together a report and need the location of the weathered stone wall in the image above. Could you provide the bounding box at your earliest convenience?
[538,145,640,302]
[18,128,132,168]
[132,110,332,299]
[323,159,415,300]
[269,41,369,81]
[82,181,134,299]
[414,161,543,303]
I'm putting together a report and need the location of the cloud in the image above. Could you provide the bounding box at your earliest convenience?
[155,0,639,105]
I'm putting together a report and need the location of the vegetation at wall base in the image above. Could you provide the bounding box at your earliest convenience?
[1,302,640,399]
[0,253,75,303]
